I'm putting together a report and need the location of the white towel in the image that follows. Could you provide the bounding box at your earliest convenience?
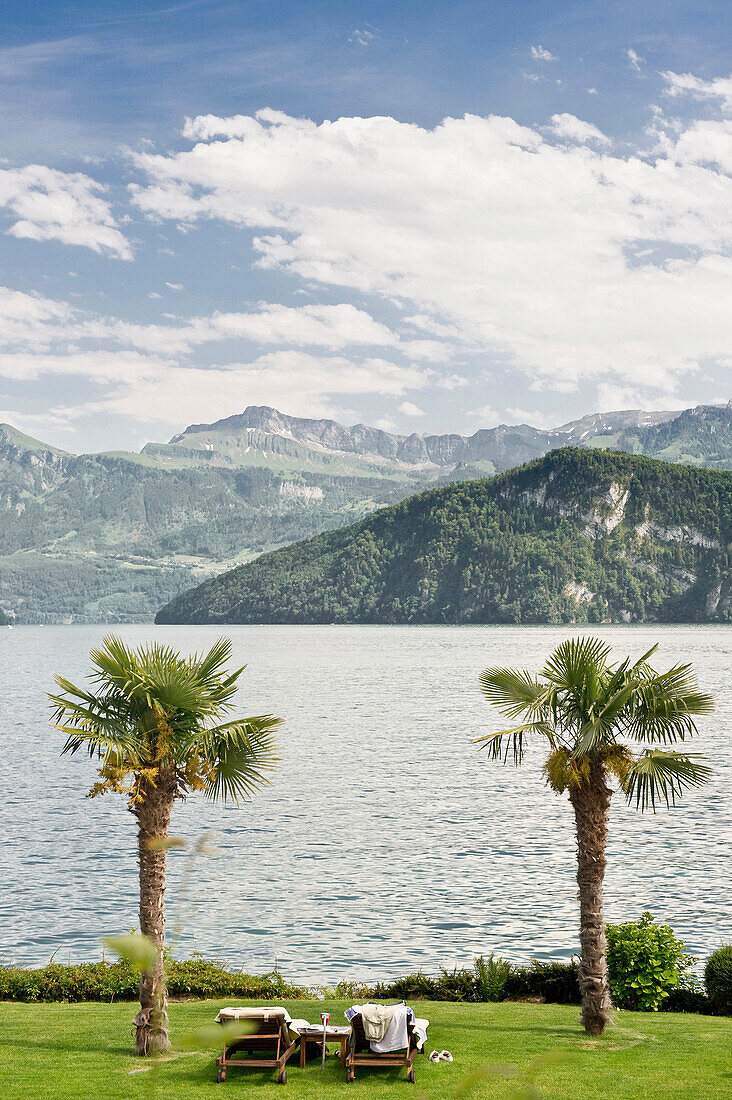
[214,1006,306,1040]
[370,1003,410,1053]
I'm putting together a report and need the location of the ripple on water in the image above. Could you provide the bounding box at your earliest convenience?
[1,623,730,981]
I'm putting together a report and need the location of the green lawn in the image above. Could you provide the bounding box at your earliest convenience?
[1,999,730,1099]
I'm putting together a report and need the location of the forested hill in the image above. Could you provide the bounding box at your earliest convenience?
[156,449,732,625]
[1,401,730,622]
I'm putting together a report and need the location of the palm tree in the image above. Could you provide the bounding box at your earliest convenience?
[50,635,281,1055]
[477,636,713,1036]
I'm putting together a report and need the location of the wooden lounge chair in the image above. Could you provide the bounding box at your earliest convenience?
[345,1009,421,1084]
[215,1007,299,1084]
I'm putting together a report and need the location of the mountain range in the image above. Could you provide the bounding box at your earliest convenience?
[1,401,731,622]
[156,448,732,626]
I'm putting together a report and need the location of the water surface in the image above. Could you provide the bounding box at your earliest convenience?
[1,624,729,982]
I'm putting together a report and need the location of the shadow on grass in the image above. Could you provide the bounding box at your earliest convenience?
[159,1061,355,1088]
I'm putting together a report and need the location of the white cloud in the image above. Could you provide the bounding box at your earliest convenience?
[626,48,645,72]
[93,302,439,357]
[504,406,555,429]
[165,281,183,290]
[436,373,469,390]
[348,29,374,47]
[398,401,424,416]
[587,87,598,95]
[549,113,610,145]
[51,352,426,428]
[128,104,732,404]
[196,303,401,352]
[0,164,131,258]
[661,70,732,111]
[665,118,732,171]
[0,286,430,429]
[530,45,556,62]
[0,288,438,360]
[646,80,732,172]
[472,405,500,425]
[593,383,688,414]
[0,406,75,438]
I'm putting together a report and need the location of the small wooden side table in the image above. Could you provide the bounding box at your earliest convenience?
[298,1025,352,1069]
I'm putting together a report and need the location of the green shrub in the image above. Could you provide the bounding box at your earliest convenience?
[704,945,732,1015]
[607,912,693,1011]
[373,965,480,1002]
[663,989,709,1014]
[434,966,480,1002]
[662,974,711,1015]
[0,958,305,1003]
[372,971,440,1001]
[504,960,580,1004]
[474,953,513,1002]
[330,979,375,1001]
[375,957,576,1005]
[3,943,719,1015]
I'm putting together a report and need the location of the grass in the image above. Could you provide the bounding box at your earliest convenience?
[0,998,729,1099]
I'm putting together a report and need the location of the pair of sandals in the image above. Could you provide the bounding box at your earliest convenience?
[428,1050,453,1063]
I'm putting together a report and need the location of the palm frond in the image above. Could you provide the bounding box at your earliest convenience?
[572,719,604,757]
[477,636,713,814]
[50,682,148,759]
[193,638,243,705]
[627,664,715,743]
[622,750,713,811]
[569,682,636,756]
[597,682,636,724]
[630,643,659,671]
[53,718,145,762]
[473,721,555,764]
[202,715,282,804]
[541,636,611,691]
[479,668,550,721]
[88,635,137,688]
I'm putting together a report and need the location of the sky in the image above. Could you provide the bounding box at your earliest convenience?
[1,0,731,453]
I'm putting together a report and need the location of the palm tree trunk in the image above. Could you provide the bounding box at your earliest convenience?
[132,770,176,1056]
[569,760,612,1036]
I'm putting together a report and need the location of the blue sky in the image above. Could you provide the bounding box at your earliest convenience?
[1,0,731,452]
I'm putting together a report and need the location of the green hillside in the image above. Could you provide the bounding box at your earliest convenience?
[617,404,732,467]
[156,449,732,625]
[2,402,731,622]
[0,434,404,623]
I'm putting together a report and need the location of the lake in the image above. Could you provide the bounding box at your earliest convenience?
[1,624,730,984]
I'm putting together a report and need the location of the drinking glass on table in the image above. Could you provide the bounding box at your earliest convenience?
[320,1012,331,1068]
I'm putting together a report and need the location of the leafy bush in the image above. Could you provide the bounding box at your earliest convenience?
[704,945,732,1015]
[662,975,711,1015]
[373,971,440,1001]
[375,956,553,1004]
[308,979,376,1001]
[4,943,722,1014]
[607,912,693,1011]
[0,957,305,1003]
[474,953,514,1002]
[433,966,482,1002]
[504,960,580,1004]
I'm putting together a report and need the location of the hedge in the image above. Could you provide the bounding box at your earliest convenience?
[0,958,305,1003]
